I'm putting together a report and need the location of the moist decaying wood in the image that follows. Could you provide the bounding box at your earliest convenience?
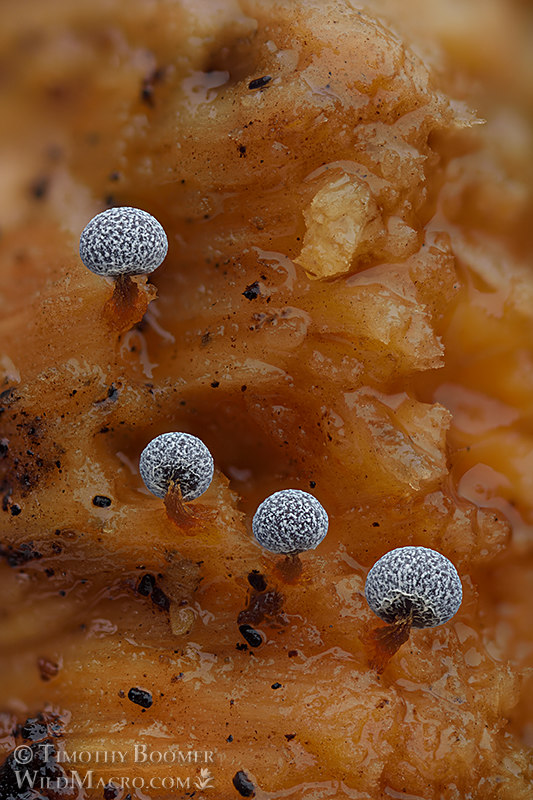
[0,0,533,798]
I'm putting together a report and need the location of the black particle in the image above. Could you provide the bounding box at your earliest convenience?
[284,733,296,741]
[241,385,247,392]
[227,734,233,742]
[127,687,153,709]
[309,481,316,489]
[0,439,8,456]
[107,384,119,401]
[243,282,260,300]
[151,586,170,612]
[236,642,248,651]
[232,770,255,797]
[1,541,42,567]
[30,176,50,200]
[239,624,262,648]
[248,75,272,90]
[10,505,21,516]
[238,144,247,157]
[271,682,282,690]
[247,571,267,592]
[211,380,220,388]
[103,783,120,800]
[92,495,112,508]
[288,650,297,658]
[372,522,380,528]
[137,573,156,597]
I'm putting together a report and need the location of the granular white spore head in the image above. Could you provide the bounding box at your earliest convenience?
[252,489,329,554]
[79,206,168,277]
[365,546,462,628]
[139,432,214,501]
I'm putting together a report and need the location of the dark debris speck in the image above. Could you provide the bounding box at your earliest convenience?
[137,573,156,597]
[232,770,255,797]
[242,282,261,301]
[238,624,262,648]
[151,586,170,612]
[248,76,272,90]
[127,687,153,709]
[247,570,267,592]
[92,495,112,508]
[104,783,120,800]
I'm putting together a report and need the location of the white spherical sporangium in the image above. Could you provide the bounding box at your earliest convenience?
[364,546,462,628]
[139,432,214,502]
[79,207,168,277]
[252,489,329,554]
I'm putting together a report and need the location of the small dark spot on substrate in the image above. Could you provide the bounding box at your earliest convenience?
[238,144,247,157]
[30,176,50,200]
[104,783,120,800]
[372,522,380,527]
[93,495,112,508]
[141,67,166,107]
[309,481,316,489]
[284,733,296,741]
[10,505,21,516]
[151,586,170,612]
[227,734,233,742]
[107,384,119,401]
[0,439,8,456]
[271,682,282,690]
[211,380,220,388]
[247,571,267,592]
[0,388,15,403]
[243,282,260,300]
[236,642,248,652]
[137,573,156,597]
[127,687,153,709]
[288,650,297,658]
[232,770,255,797]
[239,624,262,648]
[248,75,271,90]
[241,385,247,392]
[0,541,42,566]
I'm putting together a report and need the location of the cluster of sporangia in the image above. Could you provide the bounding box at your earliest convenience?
[79,207,463,671]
